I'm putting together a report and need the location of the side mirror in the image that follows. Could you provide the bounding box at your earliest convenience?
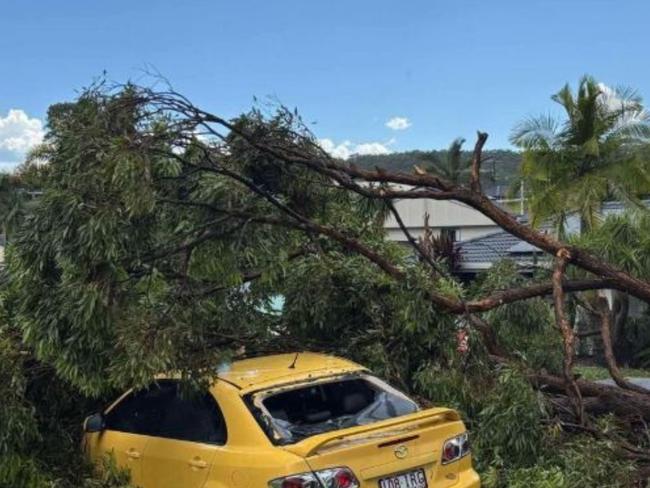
[84,413,105,433]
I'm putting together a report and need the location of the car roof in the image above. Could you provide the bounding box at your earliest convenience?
[215,352,366,391]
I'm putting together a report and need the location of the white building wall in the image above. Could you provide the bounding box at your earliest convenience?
[384,198,500,242]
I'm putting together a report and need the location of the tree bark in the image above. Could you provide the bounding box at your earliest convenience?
[552,248,584,424]
[470,132,488,193]
[611,291,631,364]
[532,373,650,421]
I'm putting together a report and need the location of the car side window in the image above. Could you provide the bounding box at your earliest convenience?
[104,382,174,436]
[104,380,227,445]
[157,386,227,445]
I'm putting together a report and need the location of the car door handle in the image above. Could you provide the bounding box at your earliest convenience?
[125,448,142,460]
[188,457,208,469]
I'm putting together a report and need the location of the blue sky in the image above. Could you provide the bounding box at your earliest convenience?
[1,0,649,167]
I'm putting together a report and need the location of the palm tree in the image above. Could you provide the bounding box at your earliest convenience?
[421,138,470,185]
[511,75,650,234]
[512,76,650,366]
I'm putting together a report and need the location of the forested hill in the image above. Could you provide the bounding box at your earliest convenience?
[349,149,522,198]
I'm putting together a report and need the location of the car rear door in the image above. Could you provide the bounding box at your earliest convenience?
[141,381,227,488]
[88,388,168,486]
[87,429,149,486]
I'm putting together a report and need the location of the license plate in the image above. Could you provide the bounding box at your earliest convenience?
[378,468,428,488]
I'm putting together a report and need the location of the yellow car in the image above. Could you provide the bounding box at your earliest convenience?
[83,353,480,488]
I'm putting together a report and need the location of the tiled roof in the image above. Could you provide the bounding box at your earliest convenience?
[455,231,522,264]
[453,200,650,271]
[455,229,547,268]
[507,241,541,253]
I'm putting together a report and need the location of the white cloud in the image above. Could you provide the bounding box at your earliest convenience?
[354,142,391,156]
[318,138,393,160]
[385,116,411,131]
[318,138,354,159]
[0,109,44,167]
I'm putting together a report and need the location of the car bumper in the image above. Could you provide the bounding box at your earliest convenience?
[457,469,481,487]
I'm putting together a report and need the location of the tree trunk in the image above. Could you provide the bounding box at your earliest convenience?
[552,249,584,424]
[611,291,631,365]
[531,373,650,420]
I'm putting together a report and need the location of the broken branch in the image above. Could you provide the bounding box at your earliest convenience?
[552,248,584,424]
[470,131,488,192]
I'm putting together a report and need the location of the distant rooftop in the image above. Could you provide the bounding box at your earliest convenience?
[454,200,650,274]
[455,226,549,272]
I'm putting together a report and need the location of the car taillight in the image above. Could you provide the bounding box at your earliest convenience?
[269,468,360,488]
[441,432,470,464]
[334,470,356,487]
[278,476,317,488]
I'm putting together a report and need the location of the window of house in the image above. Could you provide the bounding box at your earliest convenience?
[441,228,459,242]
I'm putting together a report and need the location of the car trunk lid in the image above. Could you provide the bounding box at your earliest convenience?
[282,408,466,487]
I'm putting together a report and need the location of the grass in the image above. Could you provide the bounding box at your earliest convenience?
[576,365,650,381]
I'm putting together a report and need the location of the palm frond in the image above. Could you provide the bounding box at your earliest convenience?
[552,83,577,119]
[510,114,559,149]
[447,137,466,181]
[609,113,650,140]
[599,83,644,112]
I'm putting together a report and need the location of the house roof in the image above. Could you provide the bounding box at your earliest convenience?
[507,241,541,253]
[455,230,522,265]
[453,199,650,272]
[455,229,546,270]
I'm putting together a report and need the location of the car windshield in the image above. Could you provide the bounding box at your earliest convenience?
[248,374,419,444]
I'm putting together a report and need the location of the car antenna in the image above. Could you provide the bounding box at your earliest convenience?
[289,352,300,369]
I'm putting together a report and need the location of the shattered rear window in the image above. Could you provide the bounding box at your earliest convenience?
[247,375,419,444]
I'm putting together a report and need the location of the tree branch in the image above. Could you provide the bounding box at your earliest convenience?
[141,91,650,321]
[470,131,488,192]
[463,277,615,312]
[595,296,650,395]
[552,248,584,424]
[385,200,450,278]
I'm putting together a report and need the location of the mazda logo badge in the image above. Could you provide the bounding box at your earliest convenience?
[394,445,408,459]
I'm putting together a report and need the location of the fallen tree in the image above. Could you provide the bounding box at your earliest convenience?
[125,87,650,414]
[6,82,650,485]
